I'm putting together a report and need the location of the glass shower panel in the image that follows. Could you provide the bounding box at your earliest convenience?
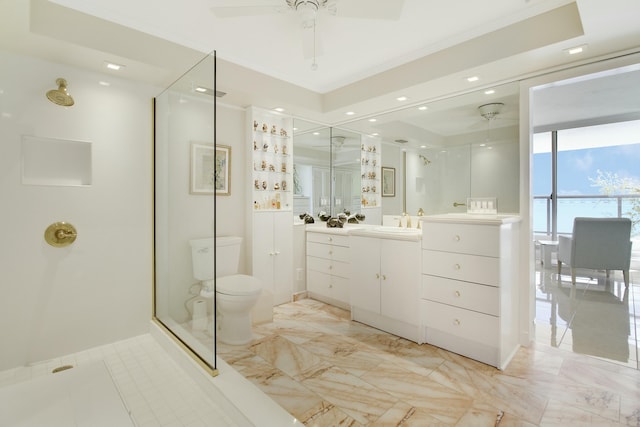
[154,52,217,372]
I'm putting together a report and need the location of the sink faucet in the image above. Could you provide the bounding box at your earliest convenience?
[417,208,424,216]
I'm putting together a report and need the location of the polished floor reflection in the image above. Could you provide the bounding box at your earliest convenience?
[200,267,640,426]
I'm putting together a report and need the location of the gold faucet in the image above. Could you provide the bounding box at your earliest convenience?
[417,208,424,216]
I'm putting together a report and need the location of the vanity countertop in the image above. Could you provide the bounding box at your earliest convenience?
[420,213,521,225]
[304,223,366,235]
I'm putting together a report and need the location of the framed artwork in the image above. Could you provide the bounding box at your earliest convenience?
[381,166,395,197]
[190,142,231,195]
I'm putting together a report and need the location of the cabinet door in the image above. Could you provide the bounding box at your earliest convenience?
[381,240,420,325]
[273,211,293,305]
[349,236,381,313]
[252,212,275,290]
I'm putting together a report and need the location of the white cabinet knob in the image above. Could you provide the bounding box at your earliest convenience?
[382,275,387,280]
[328,237,333,242]
[376,273,380,279]
[275,251,280,255]
[454,290,461,297]
[328,265,333,270]
[328,250,333,255]
[454,264,461,270]
[454,235,461,242]
[453,319,461,326]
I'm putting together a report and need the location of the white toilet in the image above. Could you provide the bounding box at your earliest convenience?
[189,236,262,345]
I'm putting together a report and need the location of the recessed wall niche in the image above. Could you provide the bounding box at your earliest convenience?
[21,135,92,186]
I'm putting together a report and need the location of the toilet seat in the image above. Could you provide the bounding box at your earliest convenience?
[216,274,262,296]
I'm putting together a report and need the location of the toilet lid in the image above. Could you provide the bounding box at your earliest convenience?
[216,274,262,296]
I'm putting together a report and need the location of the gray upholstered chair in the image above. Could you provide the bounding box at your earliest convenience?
[557,217,632,287]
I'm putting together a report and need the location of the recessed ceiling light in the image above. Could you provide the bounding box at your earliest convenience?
[368,118,377,122]
[396,96,408,101]
[484,90,495,95]
[420,145,426,148]
[313,132,320,135]
[195,87,207,93]
[418,106,428,111]
[479,143,487,147]
[274,107,285,112]
[293,127,298,131]
[345,111,355,116]
[98,81,111,87]
[104,61,124,71]
[564,44,587,55]
[466,76,479,82]
[371,133,379,136]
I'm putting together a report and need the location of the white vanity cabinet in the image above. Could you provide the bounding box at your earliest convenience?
[350,233,421,342]
[420,216,520,369]
[306,230,351,309]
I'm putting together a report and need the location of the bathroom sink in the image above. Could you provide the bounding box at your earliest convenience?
[350,226,422,241]
[373,226,421,234]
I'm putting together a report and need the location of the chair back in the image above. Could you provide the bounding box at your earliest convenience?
[572,217,632,270]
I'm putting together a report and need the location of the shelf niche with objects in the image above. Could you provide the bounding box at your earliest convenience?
[360,135,382,224]
[251,109,293,212]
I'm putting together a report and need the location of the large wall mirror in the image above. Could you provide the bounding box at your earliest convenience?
[341,81,521,217]
[292,120,363,218]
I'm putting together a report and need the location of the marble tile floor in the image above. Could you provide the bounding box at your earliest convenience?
[208,272,640,426]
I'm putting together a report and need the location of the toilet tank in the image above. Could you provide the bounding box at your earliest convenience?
[189,236,242,280]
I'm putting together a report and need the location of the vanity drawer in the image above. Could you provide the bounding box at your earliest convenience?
[421,275,499,316]
[422,300,498,346]
[307,232,349,247]
[422,249,499,286]
[307,256,350,278]
[422,222,499,257]
[307,241,350,260]
[307,270,349,305]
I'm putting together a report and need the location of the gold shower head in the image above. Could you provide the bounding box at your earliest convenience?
[46,78,74,106]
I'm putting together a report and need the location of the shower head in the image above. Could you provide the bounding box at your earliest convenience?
[46,78,74,107]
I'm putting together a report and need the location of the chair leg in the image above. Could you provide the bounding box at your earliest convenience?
[557,261,562,277]
[571,268,576,286]
[623,270,630,287]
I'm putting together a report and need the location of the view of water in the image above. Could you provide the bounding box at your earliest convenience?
[533,197,640,236]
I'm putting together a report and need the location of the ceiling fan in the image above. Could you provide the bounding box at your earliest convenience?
[211,0,405,69]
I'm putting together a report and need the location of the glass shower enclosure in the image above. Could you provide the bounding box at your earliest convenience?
[153,52,218,373]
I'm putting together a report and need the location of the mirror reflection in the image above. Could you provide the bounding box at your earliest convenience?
[292,121,363,218]
[341,81,520,217]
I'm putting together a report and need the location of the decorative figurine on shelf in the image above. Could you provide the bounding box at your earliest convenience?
[361,143,365,151]
[280,128,287,137]
[262,181,267,190]
[269,164,275,172]
[318,211,331,222]
[281,163,287,173]
[271,125,277,134]
[355,213,366,222]
[372,185,377,193]
[282,144,287,155]
[274,143,278,154]
[261,160,267,170]
[263,142,269,152]
[262,123,268,132]
[253,140,257,150]
[254,180,260,190]
[274,182,280,190]
[254,120,258,131]
[372,159,377,166]
[281,180,287,191]
[368,146,372,152]
[366,186,370,192]
[373,146,377,153]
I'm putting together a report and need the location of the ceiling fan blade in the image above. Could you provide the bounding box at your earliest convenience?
[333,0,405,20]
[211,1,288,18]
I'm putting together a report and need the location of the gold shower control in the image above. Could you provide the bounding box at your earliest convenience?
[45,222,77,247]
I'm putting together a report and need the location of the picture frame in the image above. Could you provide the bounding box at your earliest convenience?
[381,166,395,197]
[190,142,231,195]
